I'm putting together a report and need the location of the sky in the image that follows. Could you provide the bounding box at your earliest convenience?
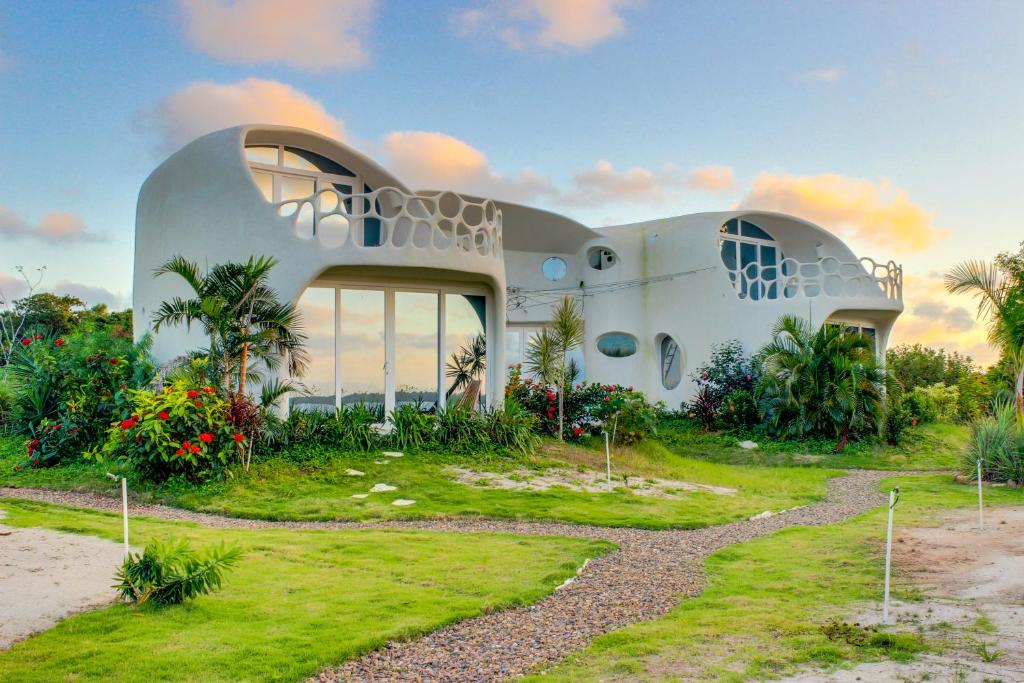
[1,0,1022,366]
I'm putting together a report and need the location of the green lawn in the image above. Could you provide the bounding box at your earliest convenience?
[0,498,610,683]
[656,420,969,471]
[524,473,1023,682]
[0,435,839,529]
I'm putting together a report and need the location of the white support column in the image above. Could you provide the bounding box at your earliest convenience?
[384,288,396,419]
[334,287,342,411]
[437,291,446,411]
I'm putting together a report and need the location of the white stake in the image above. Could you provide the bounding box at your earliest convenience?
[603,431,612,491]
[977,457,984,531]
[883,487,899,624]
[107,473,129,559]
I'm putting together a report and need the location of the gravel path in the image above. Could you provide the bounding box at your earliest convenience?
[0,471,889,682]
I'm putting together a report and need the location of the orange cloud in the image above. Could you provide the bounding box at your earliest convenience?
[149,78,346,154]
[687,165,736,192]
[0,206,105,243]
[738,173,946,253]
[178,0,376,71]
[454,0,639,51]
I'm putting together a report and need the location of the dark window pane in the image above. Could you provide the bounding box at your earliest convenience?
[720,240,737,269]
[283,147,354,176]
[740,242,758,268]
[761,245,777,266]
[741,221,774,240]
[597,333,637,358]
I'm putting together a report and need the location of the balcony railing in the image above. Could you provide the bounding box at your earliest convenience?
[275,187,503,259]
[725,255,902,303]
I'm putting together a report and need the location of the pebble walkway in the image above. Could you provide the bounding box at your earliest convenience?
[0,471,889,682]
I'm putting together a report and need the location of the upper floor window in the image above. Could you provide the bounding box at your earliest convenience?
[719,218,785,301]
[245,144,381,246]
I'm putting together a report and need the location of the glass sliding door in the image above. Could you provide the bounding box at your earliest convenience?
[291,287,335,412]
[445,293,487,409]
[339,288,385,414]
[395,291,439,411]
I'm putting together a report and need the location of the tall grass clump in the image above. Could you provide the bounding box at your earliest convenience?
[964,399,1024,484]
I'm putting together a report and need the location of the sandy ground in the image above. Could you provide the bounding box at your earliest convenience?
[0,509,126,650]
[445,466,736,498]
[781,506,1024,683]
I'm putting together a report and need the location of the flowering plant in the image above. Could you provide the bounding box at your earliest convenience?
[93,379,243,482]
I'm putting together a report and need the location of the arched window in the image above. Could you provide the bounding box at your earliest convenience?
[245,145,381,246]
[718,219,785,300]
[659,335,682,389]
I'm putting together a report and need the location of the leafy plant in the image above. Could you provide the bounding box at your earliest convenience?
[688,386,719,432]
[524,296,585,440]
[883,397,914,446]
[115,537,242,606]
[481,401,539,453]
[435,405,487,452]
[718,388,759,430]
[820,618,874,646]
[389,404,435,451]
[445,333,486,401]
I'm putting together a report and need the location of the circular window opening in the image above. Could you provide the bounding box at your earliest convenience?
[542,256,567,281]
[587,246,618,271]
[597,332,638,358]
[659,335,682,389]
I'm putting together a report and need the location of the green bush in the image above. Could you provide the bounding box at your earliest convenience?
[93,379,242,482]
[7,328,154,467]
[435,406,488,452]
[688,339,760,411]
[907,383,959,423]
[115,537,242,606]
[389,404,435,451]
[482,401,539,453]
[718,388,759,430]
[883,398,914,445]
[964,401,1024,484]
[955,374,991,423]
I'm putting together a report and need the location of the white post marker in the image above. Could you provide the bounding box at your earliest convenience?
[977,457,984,531]
[882,486,900,624]
[107,473,129,559]
[603,431,612,491]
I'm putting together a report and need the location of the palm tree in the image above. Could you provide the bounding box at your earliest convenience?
[445,333,486,401]
[758,315,888,450]
[945,259,1024,414]
[525,296,585,440]
[152,255,309,396]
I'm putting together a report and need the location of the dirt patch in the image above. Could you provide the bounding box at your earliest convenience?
[445,466,736,498]
[781,506,1024,682]
[0,509,126,650]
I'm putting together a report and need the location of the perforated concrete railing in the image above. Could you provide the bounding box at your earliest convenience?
[726,255,902,302]
[275,187,503,258]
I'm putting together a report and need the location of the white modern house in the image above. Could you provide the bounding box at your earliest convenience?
[134,125,903,413]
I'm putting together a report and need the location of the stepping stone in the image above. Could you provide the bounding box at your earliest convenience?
[738,440,758,449]
[374,460,388,465]
[370,483,397,493]
[351,494,368,499]
[345,469,365,476]
[392,499,416,506]
[382,451,404,458]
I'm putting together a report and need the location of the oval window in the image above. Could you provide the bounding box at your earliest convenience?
[597,333,638,358]
[587,246,618,271]
[542,256,567,281]
[660,335,682,389]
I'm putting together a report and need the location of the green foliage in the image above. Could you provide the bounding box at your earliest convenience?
[906,382,959,423]
[445,333,486,400]
[883,397,914,446]
[687,386,718,431]
[886,343,976,392]
[758,316,888,448]
[718,388,759,430]
[688,339,759,414]
[7,328,154,467]
[524,296,585,439]
[0,373,14,433]
[93,378,242,482]
[955,373,990,422]
[481,401,539,454]
[964,400,1024,483]
[389,404,434,450]
[115,537,242,606]
[434,405,488,452]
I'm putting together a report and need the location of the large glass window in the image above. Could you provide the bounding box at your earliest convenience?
[445,294,487,408]
[339,289,385,410]
[396,292,439,410]
[290,288,335,412]
[719,218,784,300]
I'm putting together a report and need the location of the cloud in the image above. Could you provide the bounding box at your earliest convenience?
[0,206,106,243]
[147,78,346,154]
[0,272,29,302]
[381,131,557,204]
[560,160,684,206]
[177,0,375,71]
[48,281,127,310]
[687,165,736,192]
[737,173,946,253]
[911,299,976,333]
[801,67,842,83]
[454,0,638,51]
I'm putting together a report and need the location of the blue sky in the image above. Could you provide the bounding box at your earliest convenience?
[1,0,1022,363]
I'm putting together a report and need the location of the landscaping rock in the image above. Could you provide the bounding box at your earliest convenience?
[344,469,365,477]
[382,451,404,458]
[350,494,368,499]
[738,440,758,449]
[391,499,415,506]
[369,484,396,493]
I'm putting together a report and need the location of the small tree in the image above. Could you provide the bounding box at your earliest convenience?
[525,296,584,440]
[0,266,46,365]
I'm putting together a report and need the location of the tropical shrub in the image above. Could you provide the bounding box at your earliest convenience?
[389,403,435,450]
[115,537,242,606]
[717,388,759,430]
[94,379,243,482]
[955,373,991,423]
[434,406,488,452]
[758,315,888,449]
[689,340,759,409]
[902,391,938,424]
[0,373,14,433]
[909,383,959,423]
[481,401,539,453]
[883,397,915,446]
[964,400,1024,484]
[687,386,718,431]
[523,296,585,440]
[8,328,154,467]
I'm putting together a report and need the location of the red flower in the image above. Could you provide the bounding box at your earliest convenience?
[198,433,214,444]
[572,426,582,437]
[194,401,202,407]
[134,436,143,442]
[54,339,65,346]
[30,439,39,447]
[175,448,185,456]
[191,445,201,454]
[182,441,192,449]
[108,358,119,365]
[157,411,169,420]
[233,433,244,442]
[187,390,200,399]
[13,465,21,471]
[120,419,136,430]
[54,423,61,430]
[628,386,634,391]
[202,387,215,394]
[20,338,30,346]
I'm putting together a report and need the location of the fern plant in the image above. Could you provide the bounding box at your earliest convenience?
[115,537,242,606]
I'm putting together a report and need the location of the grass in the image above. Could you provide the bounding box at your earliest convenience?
[657,420,969,471]
[0,498,611,683]
[523,473,1023,682]
[0,434,839,529]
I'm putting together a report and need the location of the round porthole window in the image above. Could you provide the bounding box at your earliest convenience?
[597,332,638,358]
[542,256,567,281]
[587,247,618,271]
